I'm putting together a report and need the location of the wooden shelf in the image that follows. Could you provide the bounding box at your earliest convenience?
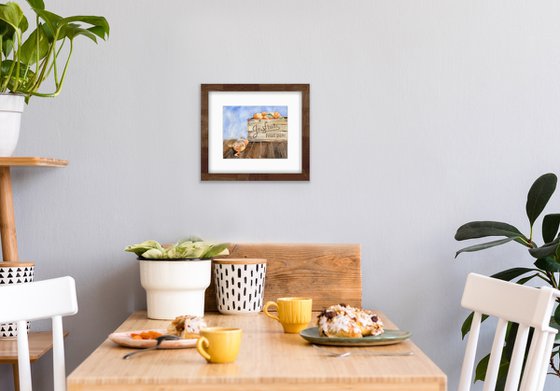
[0,157,68,167]
[0,156,68,263]
[0,331,68,363]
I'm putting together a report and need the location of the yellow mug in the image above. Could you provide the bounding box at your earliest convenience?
[196,327,242,364]
[263,297,313,333]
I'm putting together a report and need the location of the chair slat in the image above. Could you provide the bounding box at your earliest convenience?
[17,320,32,391]
[458,311,482,391]
[521,331,548,391]
[52,316,65,391]
[483,318,508,391]
[504,324,530,391]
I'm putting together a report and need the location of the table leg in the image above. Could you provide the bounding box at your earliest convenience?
[11,363,19,391]
[0,166,18,261]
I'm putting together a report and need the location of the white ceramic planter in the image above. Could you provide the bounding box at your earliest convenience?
[139,259,211,320]
[0,94,24,157]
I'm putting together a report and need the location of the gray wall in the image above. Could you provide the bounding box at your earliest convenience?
[1,0,559,390]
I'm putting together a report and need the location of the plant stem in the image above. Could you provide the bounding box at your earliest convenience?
[32,39,73,98]
[550,353,560,377]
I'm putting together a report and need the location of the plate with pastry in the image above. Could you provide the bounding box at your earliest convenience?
[299,304,411,346]
[109,315,207,349]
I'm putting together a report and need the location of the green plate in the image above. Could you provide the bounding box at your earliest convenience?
[299,327,412,347]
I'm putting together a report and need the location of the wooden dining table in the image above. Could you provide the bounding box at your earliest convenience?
[67,311,447,391]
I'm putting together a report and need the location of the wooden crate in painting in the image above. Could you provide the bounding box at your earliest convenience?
[223,112,288,159]
[247,118,288,142]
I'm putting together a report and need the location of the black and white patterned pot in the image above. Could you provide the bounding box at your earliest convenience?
[213,259,267,315]
[0,262,34,338]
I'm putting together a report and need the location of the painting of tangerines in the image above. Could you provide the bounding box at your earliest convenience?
[222,106,288,159]
[201,84,309,181]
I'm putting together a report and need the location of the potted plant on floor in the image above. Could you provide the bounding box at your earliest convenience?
[125,237,229,320]
[455,173,560,388]
[0,0,109,155]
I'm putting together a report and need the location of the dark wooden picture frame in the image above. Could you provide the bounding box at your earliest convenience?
[201,84,310,181]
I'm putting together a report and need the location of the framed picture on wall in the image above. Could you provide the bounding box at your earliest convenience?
[201,84,310,181]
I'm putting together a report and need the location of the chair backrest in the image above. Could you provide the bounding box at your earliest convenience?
[0,276,78,391]
[458,273,560,391]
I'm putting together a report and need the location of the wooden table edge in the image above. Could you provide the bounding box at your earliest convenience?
[68,379,445,391]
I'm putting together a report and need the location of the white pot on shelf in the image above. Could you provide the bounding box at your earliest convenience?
[139,259,211,320]
[0,94,24,157]
[0,262,34,338]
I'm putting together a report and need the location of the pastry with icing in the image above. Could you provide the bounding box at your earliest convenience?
[317,304,384,338]
[167,315,207,339]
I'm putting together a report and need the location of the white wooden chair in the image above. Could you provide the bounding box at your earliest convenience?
[0,276,78,391]
[459,272,560,391]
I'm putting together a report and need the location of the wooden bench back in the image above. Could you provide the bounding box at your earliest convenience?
[205,243,361,311]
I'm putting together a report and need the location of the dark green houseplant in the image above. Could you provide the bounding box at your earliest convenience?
[0,0,109,100]
[455,173,560,388]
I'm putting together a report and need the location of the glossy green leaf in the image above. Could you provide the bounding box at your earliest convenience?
[534,257,560,272]
[528,237,560,258]
[455,221,526,241]
[60,23,97,42]
[141,248,166,259]
[526,173,557,228]
[0,20,10,35]
[455,237,517,258]
[62,15,109,39]
[516,273,538,285]
[87,25,107,40]
[551,315,560,343]
[474,353,509,388]
[32,8,62,41]
[20,25,49,64]
[461,312,489,339]
[0,60,33,78]
[1,33,14,57]
[0,3,28,33]
[25,0,45,10]
[124,240,164,257]
[201,243,230,259]
[474,353,490,382]
[491,267,535,282]
[542,214,560,244]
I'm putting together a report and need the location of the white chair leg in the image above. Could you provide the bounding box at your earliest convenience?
[52,315,66,391]
[16,320,32,391]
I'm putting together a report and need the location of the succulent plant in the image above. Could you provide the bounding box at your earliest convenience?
[125,236,229,260]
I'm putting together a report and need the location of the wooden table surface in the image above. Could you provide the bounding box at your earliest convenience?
[67,311,446,391]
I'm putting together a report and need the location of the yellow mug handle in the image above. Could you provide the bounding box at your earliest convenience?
[196,336,211,361]
[263,301,280,322]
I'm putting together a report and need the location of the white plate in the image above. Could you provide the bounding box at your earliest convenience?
[108,329,197,349]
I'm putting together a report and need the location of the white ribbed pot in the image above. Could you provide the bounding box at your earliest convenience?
[0,94,24,157]
[139,259,211,320]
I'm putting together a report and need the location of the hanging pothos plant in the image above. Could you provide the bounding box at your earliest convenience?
[455,173,560,389]
[0,0,109,101]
